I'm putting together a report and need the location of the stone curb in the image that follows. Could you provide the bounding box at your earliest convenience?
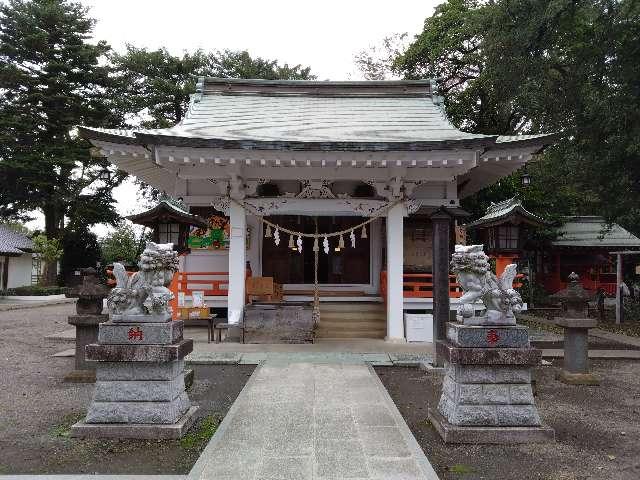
[187,364,264,479]
[0,297,76,311]
[368,364,441,480]
[0,476,185,479]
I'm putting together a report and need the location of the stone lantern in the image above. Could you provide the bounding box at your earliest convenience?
[551,272,600,385]
[64,268,110,382]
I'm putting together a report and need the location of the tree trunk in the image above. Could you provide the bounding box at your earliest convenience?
[43,204,60,286]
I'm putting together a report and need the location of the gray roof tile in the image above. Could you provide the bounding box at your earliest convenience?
[0,225,33,255]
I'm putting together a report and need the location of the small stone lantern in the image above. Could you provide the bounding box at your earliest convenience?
[64,268,110,382]
[551,272,600,385]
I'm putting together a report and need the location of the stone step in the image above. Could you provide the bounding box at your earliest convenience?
[319,313,387,322]
[320,320,386,329]
[320,302,385,313]
[316,323,387,332]
[316,330,386,339]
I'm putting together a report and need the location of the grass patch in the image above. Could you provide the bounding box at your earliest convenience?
[418,418,432,428]
[179,415,220,451]
[50,412,84,438]
[596,321,640,338]
[448,464,476,474]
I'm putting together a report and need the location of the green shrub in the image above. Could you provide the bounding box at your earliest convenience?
[1,285,68,296]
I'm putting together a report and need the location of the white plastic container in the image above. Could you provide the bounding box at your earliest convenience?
[404,313,433,342]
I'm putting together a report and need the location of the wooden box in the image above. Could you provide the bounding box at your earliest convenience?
[177,306,209,319]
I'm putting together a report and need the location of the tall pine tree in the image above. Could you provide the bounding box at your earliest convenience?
[0,0,126,283]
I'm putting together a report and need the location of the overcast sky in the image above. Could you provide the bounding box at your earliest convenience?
[26,0,439,236]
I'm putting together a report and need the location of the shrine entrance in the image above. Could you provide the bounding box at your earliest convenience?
[261,215,371,286]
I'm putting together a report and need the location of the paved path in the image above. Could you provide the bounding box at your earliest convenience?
[189,362,439,480]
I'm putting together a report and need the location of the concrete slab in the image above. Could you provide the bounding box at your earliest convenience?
[189,361,439,480]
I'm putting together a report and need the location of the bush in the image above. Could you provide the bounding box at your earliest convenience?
[0,285,68,296]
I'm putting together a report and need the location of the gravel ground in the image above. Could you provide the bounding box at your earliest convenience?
[376,362,640,480]
[0,303,254,475]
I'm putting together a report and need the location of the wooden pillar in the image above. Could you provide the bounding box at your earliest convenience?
[385,203,405,342]
[431,210,451,366]
[2,256,8,290]
[616,253,623,324]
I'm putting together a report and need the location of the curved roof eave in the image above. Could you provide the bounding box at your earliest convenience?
[80,127,499,152]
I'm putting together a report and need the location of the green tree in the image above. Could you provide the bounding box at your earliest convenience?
[0,0,127,283]
[60,228,101,284]
[390,0,640,232]
[32,234,63,285]
[111,47,315,129]
[100,222,144,266]
[112,47,316,198]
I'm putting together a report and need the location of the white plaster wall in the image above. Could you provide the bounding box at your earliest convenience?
[7,254,33,288]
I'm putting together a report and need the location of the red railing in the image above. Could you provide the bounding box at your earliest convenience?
[380,271,524,301]
[171,271,229,297]
[380,272,462,299]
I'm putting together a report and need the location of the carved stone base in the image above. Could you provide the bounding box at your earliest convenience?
[71,406,199,439]
[428,408,554,444]
[438,361,540,427]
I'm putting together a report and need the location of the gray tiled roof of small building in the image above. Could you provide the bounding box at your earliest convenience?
[552,216,640,247]
[465,197,544,227]
[0,225,34,255]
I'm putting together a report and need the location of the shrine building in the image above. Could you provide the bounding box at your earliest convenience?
[81,78,556,342]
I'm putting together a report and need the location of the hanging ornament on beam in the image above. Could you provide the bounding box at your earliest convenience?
[338,234,345,249]
[297,236,303,253]
[323,236,329,254]
[350,230,356,248]
[265,224,272,238]
[274,228,280,246]
[288,234,295,249]
[361,225,367,239]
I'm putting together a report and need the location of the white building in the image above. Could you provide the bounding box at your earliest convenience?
[81,78,556,344]
[0,225,37,289]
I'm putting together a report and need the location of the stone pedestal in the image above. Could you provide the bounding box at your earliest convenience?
[71,315,197,439]
[64,268,110,383]
[555,318,600,385]
[428,322,554,444]
[244,303,314,343]
[64,314,106,383]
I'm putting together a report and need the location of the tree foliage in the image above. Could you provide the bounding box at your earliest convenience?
[32,233,62,285]
[388,0,640,232]
[99,222,144,266]
[0,0,128,282]
[111,47,315,129]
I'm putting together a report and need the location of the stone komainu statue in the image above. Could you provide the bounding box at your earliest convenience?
[450,244,523,325]
[106,242,179,316]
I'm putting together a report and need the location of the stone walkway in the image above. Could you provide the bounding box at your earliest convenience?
[189,362,439,480]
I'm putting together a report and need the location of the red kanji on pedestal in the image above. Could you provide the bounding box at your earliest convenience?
[128,327,144,341]
[486,329,500,345]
